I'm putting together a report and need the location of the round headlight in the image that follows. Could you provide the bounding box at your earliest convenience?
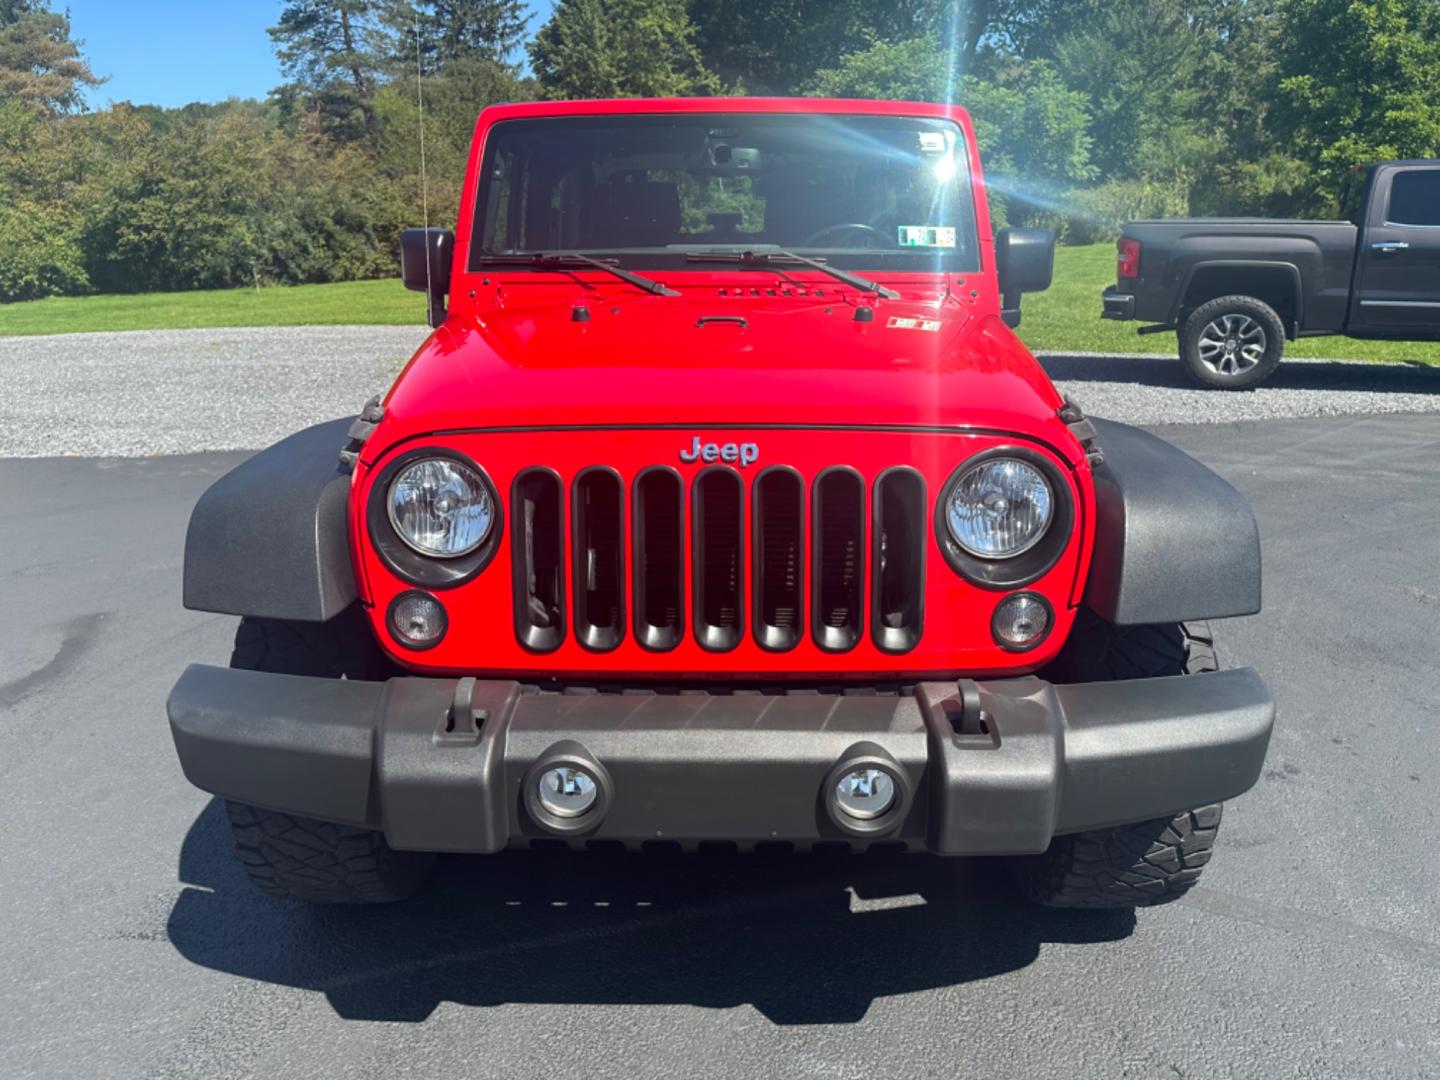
[387,457,493,557]
[946,457,1053,558]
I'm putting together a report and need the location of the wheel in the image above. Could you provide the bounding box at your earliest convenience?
[1178,295,1285,389]
[1012,612,1222,908]
[224,608,434,904]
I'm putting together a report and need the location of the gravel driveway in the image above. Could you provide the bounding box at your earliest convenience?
[3,326,1439,457]
[0,327,426,458]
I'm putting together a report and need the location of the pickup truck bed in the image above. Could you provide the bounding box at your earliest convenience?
[1104,219,1359,335]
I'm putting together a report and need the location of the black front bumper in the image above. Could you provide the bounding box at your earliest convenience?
[167,666,1273,855]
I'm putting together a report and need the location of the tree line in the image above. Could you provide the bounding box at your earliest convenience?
[2,0,1439,302]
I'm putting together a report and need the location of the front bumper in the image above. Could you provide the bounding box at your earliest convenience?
[167,666,1273,855]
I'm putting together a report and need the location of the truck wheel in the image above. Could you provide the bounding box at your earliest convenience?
[1012,612,1221,908]
[1178,295,1285,389]
[223,609,434,904]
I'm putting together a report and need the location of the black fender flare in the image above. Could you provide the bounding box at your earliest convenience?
[1084,419,1261,625]
[1170,259,1304,335]
[183,419,357,622]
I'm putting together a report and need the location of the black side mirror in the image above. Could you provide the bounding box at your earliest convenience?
[995,227,1055,329]
[401,227,454,328]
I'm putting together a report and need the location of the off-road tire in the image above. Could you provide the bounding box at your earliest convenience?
[1015,804,1222,908]
[224,608,433,904]
[229,604,397,680]
[1178,294,1286,390]
[1041,609,1217,684]
[224,801,432,904]
[1015,611,1222,908]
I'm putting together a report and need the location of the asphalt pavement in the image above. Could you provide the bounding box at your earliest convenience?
[2,412,1437,1079]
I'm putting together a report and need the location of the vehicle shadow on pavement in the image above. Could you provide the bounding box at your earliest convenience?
[167,800,1133,1025]
[1039,353,1440,392]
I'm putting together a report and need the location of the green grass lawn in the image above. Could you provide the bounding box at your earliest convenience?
[4,245,1438,364]
[0,278,424,337]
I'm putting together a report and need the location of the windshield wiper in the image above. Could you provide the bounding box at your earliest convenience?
[473,252,679,296]
[682,248,900,300]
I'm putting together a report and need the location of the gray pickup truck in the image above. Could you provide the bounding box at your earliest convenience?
[1102,160,1440,388]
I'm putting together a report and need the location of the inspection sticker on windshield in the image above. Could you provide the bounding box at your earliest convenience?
[887,316,942,332]
[898,225,956,248]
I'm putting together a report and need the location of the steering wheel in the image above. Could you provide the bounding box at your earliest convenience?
[801,222,884,247]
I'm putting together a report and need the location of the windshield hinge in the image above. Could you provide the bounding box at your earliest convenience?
[1058,399,1104,467]
[339,394,385,470]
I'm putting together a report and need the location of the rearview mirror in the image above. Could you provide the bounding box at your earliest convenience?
[995,227,1055,329]
[401,227,454,328]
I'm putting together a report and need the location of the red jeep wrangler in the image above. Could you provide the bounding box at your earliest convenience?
[168,98,1274,908]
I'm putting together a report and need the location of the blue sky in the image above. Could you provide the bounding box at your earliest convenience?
[68,1,555,109]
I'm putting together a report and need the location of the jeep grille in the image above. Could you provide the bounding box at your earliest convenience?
[509,464,926,655]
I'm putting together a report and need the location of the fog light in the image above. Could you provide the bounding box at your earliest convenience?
[992,592,1052,650]
[536,766,598,818]
[389,591,447,649]
[834,768,896,820]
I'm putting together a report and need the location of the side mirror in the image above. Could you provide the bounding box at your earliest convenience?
[995,227,1055,329]
[401,227,454,328]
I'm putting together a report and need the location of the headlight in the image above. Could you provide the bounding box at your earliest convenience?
[387,457,494,557]
[945,457,1053,558]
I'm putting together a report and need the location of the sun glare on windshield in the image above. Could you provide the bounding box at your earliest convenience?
[472,113,980,273]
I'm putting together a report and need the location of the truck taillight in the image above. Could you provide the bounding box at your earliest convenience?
[1117,238,1141,279]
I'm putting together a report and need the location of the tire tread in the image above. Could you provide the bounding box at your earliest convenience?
[222,610,429,904]
[1017,805,1223,908]
[1019,611,1225,909]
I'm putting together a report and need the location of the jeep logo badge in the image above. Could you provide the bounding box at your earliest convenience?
[680,436,759,467]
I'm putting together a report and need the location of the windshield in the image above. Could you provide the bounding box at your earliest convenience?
[471,113,980,274]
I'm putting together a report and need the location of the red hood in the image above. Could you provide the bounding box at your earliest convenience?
[375,279,1072,459]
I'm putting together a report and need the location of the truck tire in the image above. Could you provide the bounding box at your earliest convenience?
[1178,295,1285,390]
[1012,612,1222,908]
[223,609,434,904]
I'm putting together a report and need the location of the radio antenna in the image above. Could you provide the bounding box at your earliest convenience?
[414,15,432,316]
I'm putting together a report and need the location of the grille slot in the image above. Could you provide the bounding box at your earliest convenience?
[812,468,865,652]
[633,468,684,650]
[692,469,744,651]
[872,468,926,653]
[510,468,566,652]
[572,468,625,651]
[752,468,804,651]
